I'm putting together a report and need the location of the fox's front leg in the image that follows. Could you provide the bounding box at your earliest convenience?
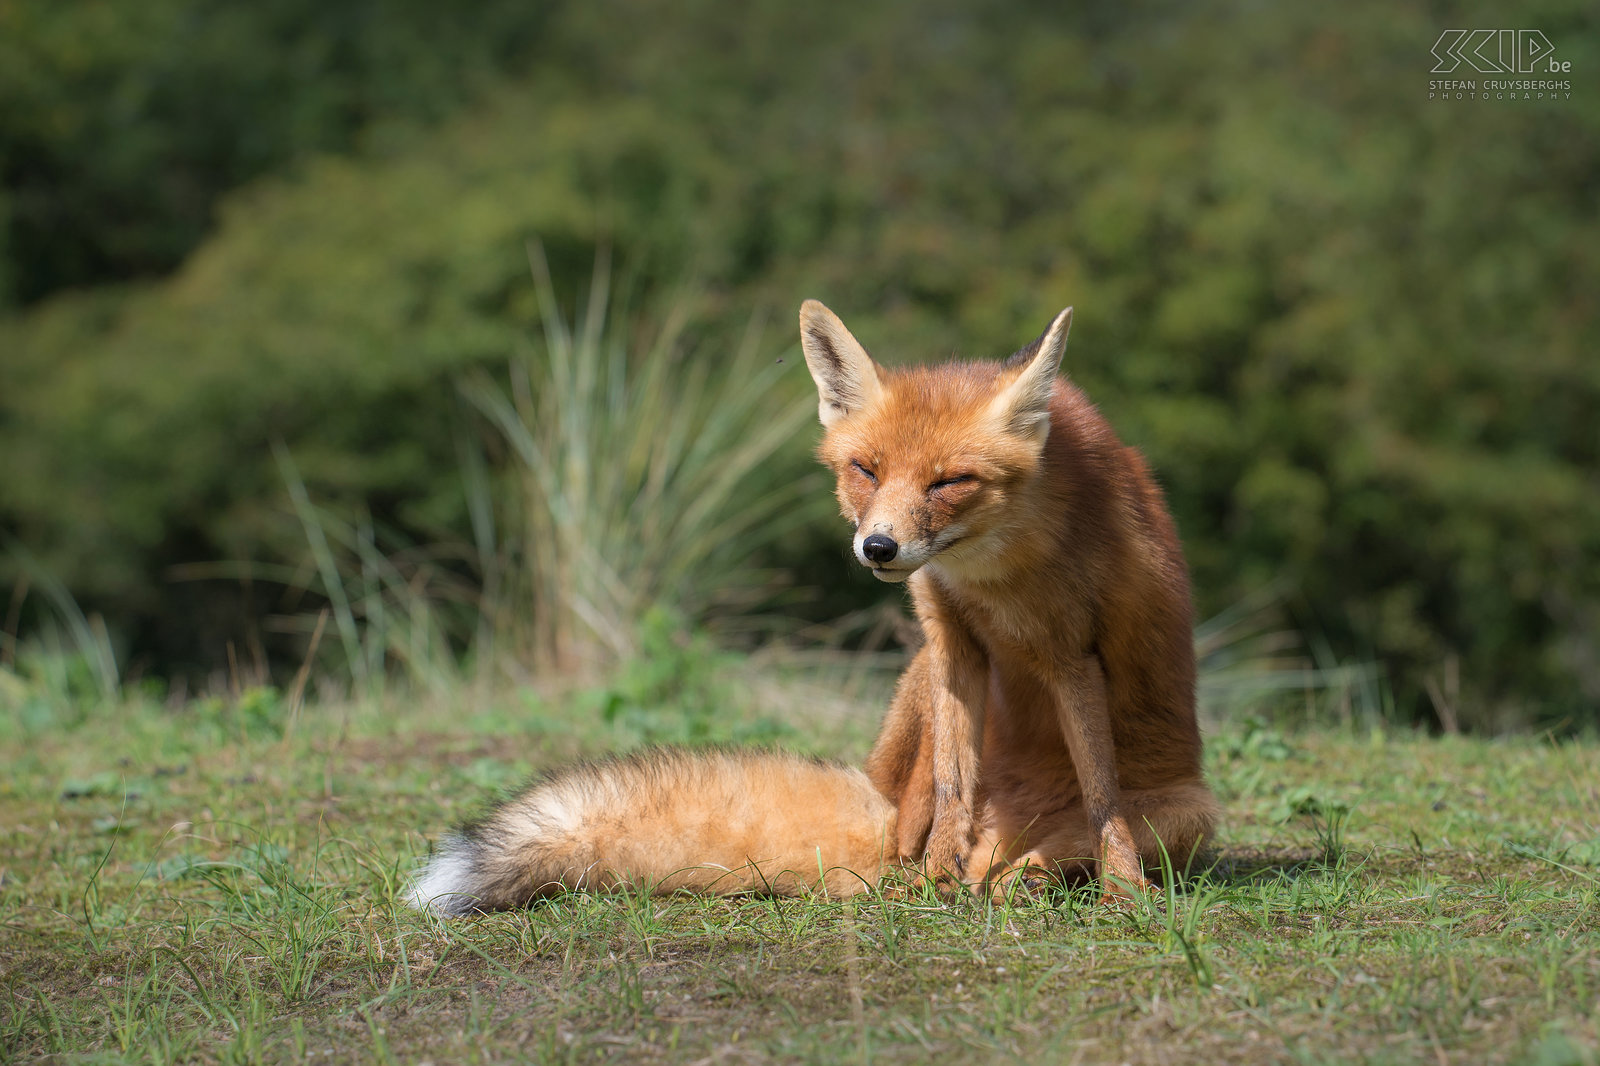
[865,645,937,860]
[919,614,989,883]
[1052,655,1148,901]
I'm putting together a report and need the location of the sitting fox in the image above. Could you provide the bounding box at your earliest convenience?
[408,301,1217,914]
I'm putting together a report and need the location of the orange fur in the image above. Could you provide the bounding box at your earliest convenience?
[801,300,1219,899]
[408,749,896,914]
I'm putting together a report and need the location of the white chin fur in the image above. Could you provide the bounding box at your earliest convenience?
[871,567,914,583]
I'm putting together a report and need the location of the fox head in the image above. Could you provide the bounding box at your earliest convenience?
[799,299,1073,583]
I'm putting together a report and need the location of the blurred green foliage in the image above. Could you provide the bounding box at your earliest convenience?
[1,0,1596,727]
[0,0,551,304]
[577,607,792,746]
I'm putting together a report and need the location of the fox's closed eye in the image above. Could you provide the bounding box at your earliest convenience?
[929,474,976,492]
[851,460,878,483]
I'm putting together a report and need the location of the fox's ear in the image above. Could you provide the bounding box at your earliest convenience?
[990,307,1072,446]
[799,300,883,427]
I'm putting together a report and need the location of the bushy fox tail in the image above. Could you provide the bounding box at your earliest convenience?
[406,748,897,915]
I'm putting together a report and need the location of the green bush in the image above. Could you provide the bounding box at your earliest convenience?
[0,0,553,305]
[1,0,1596,726]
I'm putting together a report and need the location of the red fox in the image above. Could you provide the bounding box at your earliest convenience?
[407,302,1216,914]
[801,300,1217,898]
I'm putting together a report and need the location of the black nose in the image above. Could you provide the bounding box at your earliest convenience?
[861,533,898,564]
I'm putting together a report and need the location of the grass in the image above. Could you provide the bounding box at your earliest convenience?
[2,667,1598,1066]
[458,244,819,673]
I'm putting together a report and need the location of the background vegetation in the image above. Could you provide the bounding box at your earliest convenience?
[2,0,1597,728]
[2,8,1598,1064]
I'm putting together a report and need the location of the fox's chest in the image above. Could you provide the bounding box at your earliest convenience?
[937,580,1097,677]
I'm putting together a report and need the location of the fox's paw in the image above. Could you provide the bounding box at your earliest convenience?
[987,859,1056,904]
[895,846,968,899]
[920,824,972,887]
[1095,817,1150,905]
[874,861,930,901]
[1096,871,1155,910]
[1097,858,1153,907]
[904,863,965,899]
[934,870,967,897]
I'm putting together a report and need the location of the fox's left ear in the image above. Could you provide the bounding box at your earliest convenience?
[990,307,1072,446]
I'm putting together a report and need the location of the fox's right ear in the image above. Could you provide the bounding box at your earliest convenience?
[799,300,883,427]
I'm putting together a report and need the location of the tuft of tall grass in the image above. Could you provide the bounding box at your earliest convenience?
[459,244,817,672]
[1,541,120,704]
[1195,588,1389,728]
[270,444,472,697]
